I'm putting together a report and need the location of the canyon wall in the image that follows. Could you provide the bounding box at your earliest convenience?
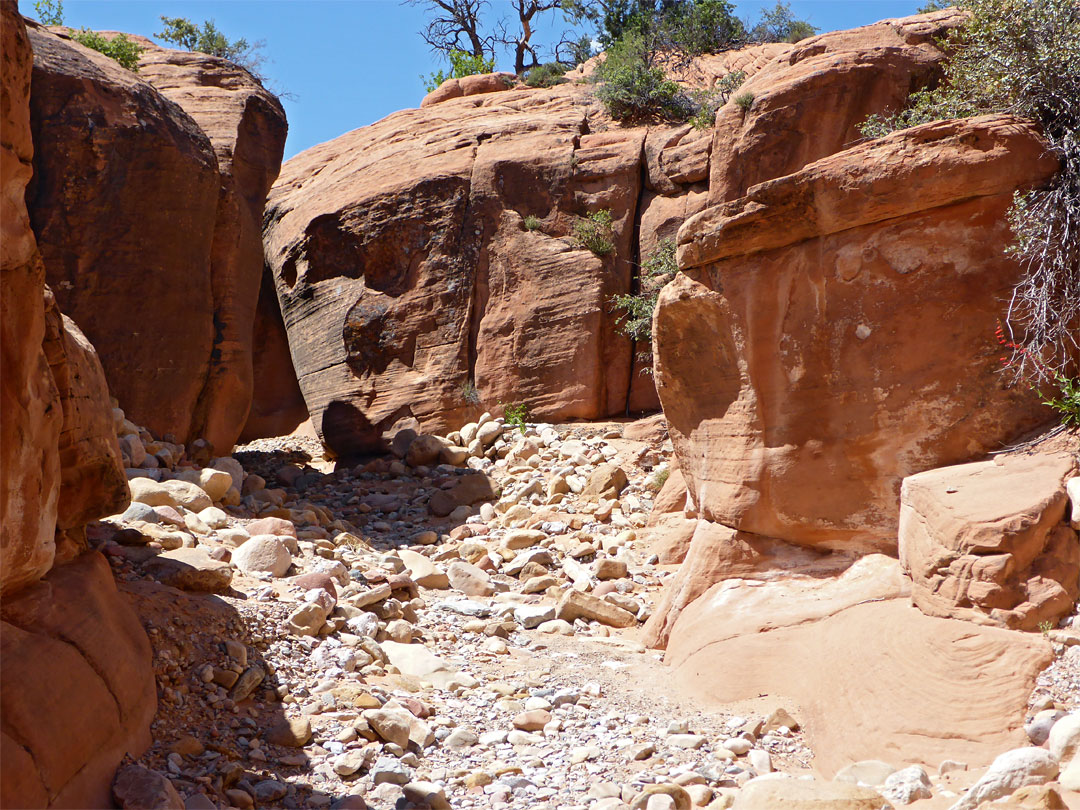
[1,5,155,807]
[263,11,960,456]
[25,22,287,453]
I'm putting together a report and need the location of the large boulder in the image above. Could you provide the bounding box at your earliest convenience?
[659,116,1059,554]
[26,21,221,445]
[26,23,288,452]
[0,553,156,810]
[1,0,61,595]
[899,453,1079,631]
[708,9,963,204]
[135,40,288,451]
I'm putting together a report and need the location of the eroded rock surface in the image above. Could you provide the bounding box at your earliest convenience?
[900,453,1079,631]
[264,12,954,456]
[660,116,1058,555]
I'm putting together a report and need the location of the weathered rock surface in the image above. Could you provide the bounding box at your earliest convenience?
[708,9,963,204]
[26,21,220,445]
[264,16,947,455]
[26,23,287,452]
[900,453,1079,631]
[135,40,288,452]
[0,553,155,809]
[663,557,1052,773]
[1,1,61,595]
[660,116,1059,554]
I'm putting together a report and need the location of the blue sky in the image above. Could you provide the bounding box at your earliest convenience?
[38,1,928,159]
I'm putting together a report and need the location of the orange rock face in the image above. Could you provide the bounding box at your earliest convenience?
[663,558,1052,775]
[900,453,1079,631]
[1,0,61,595]
[659,116,1059,555]
[136,42,289,451]
[266,15,954,455]
[0,553,156,809]
[26,21,221,445]
[25,24,287,452]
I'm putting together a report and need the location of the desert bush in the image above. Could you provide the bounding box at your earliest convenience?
[459,380,481,406]
[71,29,143,71]
[749,2,818,43]
[503,402,529,433]
[524,61,568,87]
[592,32,690,121]
[573,209,616,256]
[611,238,678,370]
[33,0,63,25]
[157,16,266,79]
[734,90,754,111]
[423,49,496,93]
[688,70,746,129]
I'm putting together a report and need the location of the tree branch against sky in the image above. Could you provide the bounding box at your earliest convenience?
[407,0,494,59]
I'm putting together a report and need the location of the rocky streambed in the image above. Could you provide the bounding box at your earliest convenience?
[92,409,1080,810]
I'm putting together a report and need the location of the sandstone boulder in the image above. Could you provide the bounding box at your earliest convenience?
[662,557,1051,774]
[26,21,220,445]
[733,779,892,809]
[660,116,1059,554]
[136,41,288,451]
[899,453,1079,631]
[0,553,155,809]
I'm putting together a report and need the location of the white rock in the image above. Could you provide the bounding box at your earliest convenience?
[381,640,451,677]
[198,506,229,529]
[881,766,932,804]
[231,535,292,577]
[948,747,1058,810]
[1049,712,1080,763]
[1067,477,1080,529]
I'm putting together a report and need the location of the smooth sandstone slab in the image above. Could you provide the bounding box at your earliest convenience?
[665,566,1052,775]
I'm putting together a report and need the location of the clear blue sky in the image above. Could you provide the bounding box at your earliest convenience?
[35,1,927,159]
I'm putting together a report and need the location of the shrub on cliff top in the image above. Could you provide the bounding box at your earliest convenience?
[71,29,143,71]
[423,48,496,92]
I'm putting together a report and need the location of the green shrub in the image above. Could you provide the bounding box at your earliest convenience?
[459,380,481,406]
[611,238,678,371]
[662,0,745,56]
[689,70,746,129]
[523,215,542,231]
[156,16,265,79]
[1039,376,1080,428]
[648,467,671,493]
[917,0,955,11]
[503,402,529,433]
[524,62,568,88]
[33,0,63,25]
[734,90,754,111]
[592,32,691,122]
[749,2,818,43]
[423,49,496,93]
[71,29,143,71]
[573,209,615,256]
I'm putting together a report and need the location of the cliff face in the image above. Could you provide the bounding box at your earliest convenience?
[1,6,154,808]
[25,22,287,453]
[263,11,959,457]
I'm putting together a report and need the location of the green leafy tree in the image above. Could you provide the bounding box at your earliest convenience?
[156,16,267,79]
[423,49,498,91]
[917,0,955,11]
[33,0,63,25]
[592,31,690,120]
[748,2,817,43]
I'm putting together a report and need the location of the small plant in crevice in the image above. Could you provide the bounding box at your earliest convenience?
[734,90,755,112]
[1039,620,1055,636]
[572,209,615,256]
[611,238,678,372]
[647,467,671,493]
[523,214,542,231]
[688,70,746,129]
[996,323,1080,429]
[502,402,529,434]
[459,380,481,406]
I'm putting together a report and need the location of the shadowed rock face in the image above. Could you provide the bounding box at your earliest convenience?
[136,41,289,452]
[264,11,957,456]
[26,21,220,445]
[25,23,288,453]
[658,116,1059,557]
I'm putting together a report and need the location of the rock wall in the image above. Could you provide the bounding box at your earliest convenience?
[1,0,61,596]
[659,116,1058,558]
[25,23,287,453]
[2,7,155,807]
[264,11,956,456]
[136,40,289,451]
